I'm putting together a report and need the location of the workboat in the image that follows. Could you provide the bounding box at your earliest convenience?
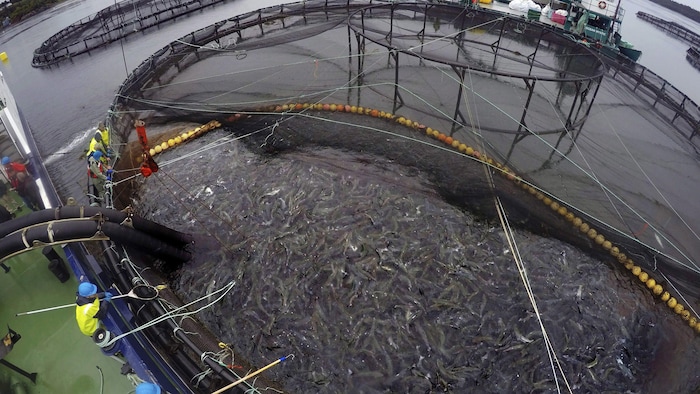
[0,67,253,393]
[474,0,643,62]
[0,70,185,392]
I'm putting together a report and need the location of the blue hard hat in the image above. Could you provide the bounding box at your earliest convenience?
[92,151,103,160]
[135,382,162,394]
[78,282,97,297]
[1,157,9,165]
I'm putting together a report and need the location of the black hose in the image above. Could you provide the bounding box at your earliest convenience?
[0,206,193,245]
[0,219,191,263]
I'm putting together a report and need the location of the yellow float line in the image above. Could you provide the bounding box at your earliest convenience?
[147,120,223,157]
[157,102,700,335]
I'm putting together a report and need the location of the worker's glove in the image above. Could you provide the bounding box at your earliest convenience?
[103,292,113,302]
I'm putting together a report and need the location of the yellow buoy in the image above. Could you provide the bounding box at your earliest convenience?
[609,246,619,257]
[167,138,175,147]
[673,303,684,314]
[0,52,7,62]
[667,297,677,308]
[154,145,162,154]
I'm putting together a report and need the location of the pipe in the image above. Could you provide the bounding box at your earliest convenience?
[0,219,191,263]
[0,206,193,245]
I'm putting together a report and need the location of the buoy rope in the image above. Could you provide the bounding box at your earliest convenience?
[429,65,700,274]
[104,279,236,347]
[455,55,571,390]
[141,32,699,278]
[494,195,572,393]
[108,22,700,333]
[596,94,700,260]
[535,74,699,271]
[115,100,700,334]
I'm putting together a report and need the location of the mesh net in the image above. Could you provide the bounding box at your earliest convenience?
[31,0,229,67]
[106,1,700,392]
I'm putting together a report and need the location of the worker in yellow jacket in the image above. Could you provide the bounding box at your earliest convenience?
[86,122,111,163]
[75,281,113,336]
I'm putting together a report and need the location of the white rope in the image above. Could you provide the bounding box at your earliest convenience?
[494,196,572,393]
[104,280,235,347]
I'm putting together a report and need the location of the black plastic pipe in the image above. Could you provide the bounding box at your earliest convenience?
[0,219,191,263]
[0,206,193,246]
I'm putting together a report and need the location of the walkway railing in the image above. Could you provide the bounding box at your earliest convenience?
[607,57,700,145]
[31,0,230,67]
[637,11,700,48]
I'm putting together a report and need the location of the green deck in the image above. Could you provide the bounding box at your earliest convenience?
[0,246,137,393]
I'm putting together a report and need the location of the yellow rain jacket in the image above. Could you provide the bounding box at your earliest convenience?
[86,127,110,160]
[95,127,110,147]
[75,298,101,336]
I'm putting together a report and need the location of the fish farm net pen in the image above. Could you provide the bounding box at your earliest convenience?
[86,0,700,392]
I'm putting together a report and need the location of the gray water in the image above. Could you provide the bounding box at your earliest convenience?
[0,0,282,202]
[0,0,696,206]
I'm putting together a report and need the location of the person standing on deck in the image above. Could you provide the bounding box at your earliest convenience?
[75,282,113,336]
[87,151,111,207]
[1,156,42,211]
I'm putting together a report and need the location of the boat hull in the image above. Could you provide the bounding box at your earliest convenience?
[619,45,642,61]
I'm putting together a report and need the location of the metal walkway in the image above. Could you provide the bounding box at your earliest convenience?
[637,11,700,47]
[31,0,230,67]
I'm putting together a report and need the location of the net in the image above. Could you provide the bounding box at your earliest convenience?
[106,1,700,392]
